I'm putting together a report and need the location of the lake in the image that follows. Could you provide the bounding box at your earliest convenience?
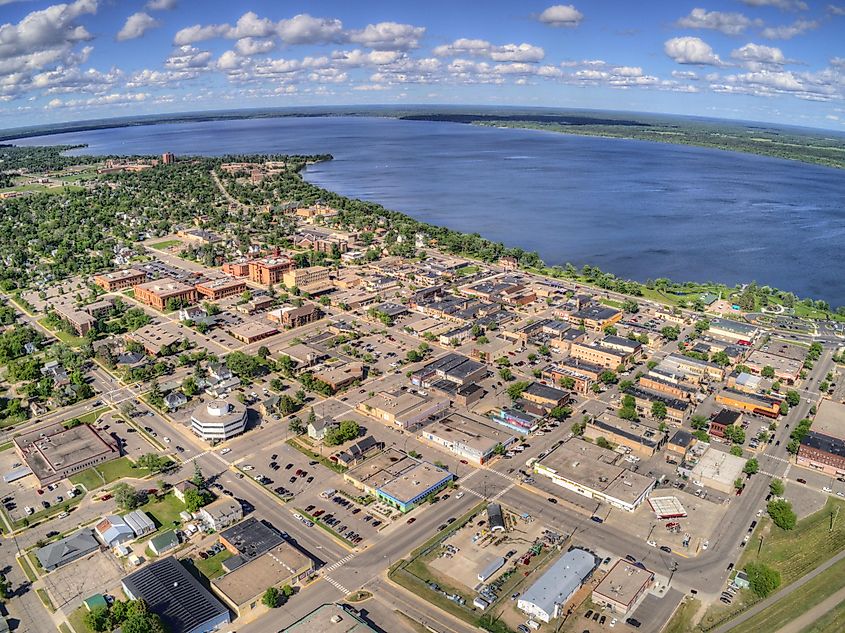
[15,116,845,306]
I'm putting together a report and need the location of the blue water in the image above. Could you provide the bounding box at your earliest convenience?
[15,116,845,305]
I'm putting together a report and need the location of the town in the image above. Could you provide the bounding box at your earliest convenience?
[1,149,844,633]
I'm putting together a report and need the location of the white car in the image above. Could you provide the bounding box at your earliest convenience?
[242,465,254,471]
[455,492,464,499]
[220,448,231,455]
[647,540,657,547]
[702,540,709,550]
[163,437,171,443]
[823,486,832,493]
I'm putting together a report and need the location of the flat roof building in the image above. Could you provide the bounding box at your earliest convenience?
[810,400,845,441]
[190,398,247,442]
[412,352,487,387]
[134,277,197,311]
[534,439,656,512]
[212,542,313,617]
[200,498,244,531]
[122,556,230,633]
[584,413,666,457]
[517,548,596,622]
[715,388,781,418]
[249,257,294,285]
[798,431,845,477]
[219,517,285,570]
[357,389,449,430]
[419,413,518,465]
[376,461,454,513]
[195,277,246,301]
[745,350,802,384]
[569,305,623,331]
[592,560,654,615]
[229,320,279,344]
[690,447,746,494]
[282,603,379,632]
[709,318,758,342]
[94,268,147,292]
[14,422,119,486]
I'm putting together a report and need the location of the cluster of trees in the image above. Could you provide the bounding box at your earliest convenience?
[184,487,214,512]
[135,453,173,474]
[744,562,781,598]
[226,351,267,380]
[261,584,295,608]
[767,499,797,530]
[323,420,361,447]
[298,372,335,396]
[618,394,638,421]
[84,598,167,633]
[787,418,813,454]
[0,325,42,364]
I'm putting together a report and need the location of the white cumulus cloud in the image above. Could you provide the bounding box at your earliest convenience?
[677,8,760,35]
[145,0,176,10]
[116,12,159,41]
[433,39,544,63]
[538,4,583,27]
[740,0,808,11]
[761,19,818,39]
[731,42,786,64]
[347,22,425,50]
[664,37,723,65]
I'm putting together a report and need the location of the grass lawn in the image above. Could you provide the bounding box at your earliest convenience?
[455,265,480,277]
[286,438,346,473]
[59,624,72,633]
[664,598,701,633]
[37,317,86,346]
[730,557,845,633]
[739,497,845,586]
[68,605,94,633]
[69,456,142,491]
[800,598,845,633]
[600,298,624,308]
[194,549,233,579]
[36,588,55,612]
[72,406,110,426]
[149,239,182,251]
[17,554,38,582]
[0,441,13,452]
[139,492,187,530]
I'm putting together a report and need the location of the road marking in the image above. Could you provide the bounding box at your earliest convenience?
[324,553,355,572]
[322,574,351,595]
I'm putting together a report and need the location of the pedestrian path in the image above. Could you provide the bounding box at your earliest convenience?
[322,574,351,595]
[324,553,356,573]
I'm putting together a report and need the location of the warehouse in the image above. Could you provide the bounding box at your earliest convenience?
[690,447,746,494]
[419,412,517,465]
[592,560,654,615]
[517,548,596,622]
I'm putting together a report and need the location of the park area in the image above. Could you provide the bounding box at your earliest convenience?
[69,456,144,491]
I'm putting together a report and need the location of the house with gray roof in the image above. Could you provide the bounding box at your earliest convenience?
[36,529,100,571]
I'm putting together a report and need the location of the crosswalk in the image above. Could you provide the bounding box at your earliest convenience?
[323,553,356,573]
[322,574,351,595]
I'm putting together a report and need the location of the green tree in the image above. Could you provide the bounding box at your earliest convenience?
[84,605,110,632]
[113,483,143,511]
[184,487,214,512]
[730,445,743,457]
[734,478,745,491]
[599,371,618,385]
[785,390,800,406]
[191,462,205,487]
[761,365,775,378]
[690,415,709,430]
[559,376,576,390]
[770,478,785,496]
[596,437,613,450]
[651,401,667,420]
[288,417,306,435]
[499,367,514,381]
[506,381,531,401]
[767,499,797,530]
[660,326,680,341]
[136,453,170,474]
[744,562,781,598]
[743,458,759,475]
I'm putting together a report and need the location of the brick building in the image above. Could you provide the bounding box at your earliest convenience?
[134,278,197,310]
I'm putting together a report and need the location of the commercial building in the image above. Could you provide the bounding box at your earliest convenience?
[592,560,654,615]
[710,409,741,439]
[36,529,100,571]
[195,277,246,301]
[666,430,696,464]
[357,390,449,430]
[229,320,279,344]
[54,304,96,335]
[200,498,244,530]
[534,440,656,512]
[149,531,179,556]
[331,436,384,468]
[797,431,845,476]
[122,557,230,633]
[517,548,596,622]
[662,354,725,383]
[542,362,595,395]
[94,268,147,292]
[570,341,631,370]
[312,361,365,392]
[134,277,197,310]
[584,413,666,457]
[690,447,746,494]
[708,318,759,343]
[190,398,247,441]
[419,413,518,465]
[569,305,623,331]
[282,603,379,632]
[626,386,690,422]
[95,510,154,546]
[809,400,845,441]
[487,502,506,532]
[412,353,488,387]
[212,542,313,617]
[745,350,802,384]
[715,388,782,418]
[126,323,183,356]
[248,256,295,285]
[282,266,331,290]
[268,304,322,328]
[375,460,454,512]
[489,407,541,435]
[638,375,697,402]
[219,517,285,570]
[222,260,250,277]
[14,422,119,486]
[522,382,570,410]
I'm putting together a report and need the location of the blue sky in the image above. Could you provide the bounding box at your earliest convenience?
[0,0,843,130]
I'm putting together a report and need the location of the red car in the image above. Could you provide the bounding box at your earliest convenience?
[406,517,416,524]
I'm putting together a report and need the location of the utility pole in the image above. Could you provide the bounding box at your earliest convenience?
[757,534,764,557]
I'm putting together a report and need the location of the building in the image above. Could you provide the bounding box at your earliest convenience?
[807,400,845,441]
[690,447,746,494]
[200,498,244,530]
[229,320,279,344]
[149,531,180,556]
[662,354,725,383]
[357,390,449,430]
[534,440,657,512]
[666,430,696,464]
[122,556,230,633]
[164,391,188,411]
[222,261,250,277]
[331,436,384,468]
[173,480,198,503]
[708,318,759,343]
[625,386,690,423]
[489,407,541,435]
[312,361,365,392]
[569,305,623,331]
[94,268,147,292]
[592,560,654,615]
[411,353,488,387]
[134,277,197,310]
[521,382,570,410]
[268,304,322,328]
[212,542,313,617]
[570,341,630,370]
[248,257,294,285]
[715,388,781,418]
[190,399,247,442]
[517,548,596,622]
[282,266,331,290]
[282,603,379,632]
[14,422,119,486]
[161,152,175,164]
[36,529,100,571]
[419,413,518,465]
[638,375,697,402]
[307,416,337,442]
[487,502,506,532]
[94,515,134,547]
[218,517,285,569]
[375,460,454,513]
[710,409,741,439]
[195,277,246,301]
[798,431,845,476]
[542,363,595,395]
[745,350,802,384]
[54,304,96,335]
[584,413,665,457]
